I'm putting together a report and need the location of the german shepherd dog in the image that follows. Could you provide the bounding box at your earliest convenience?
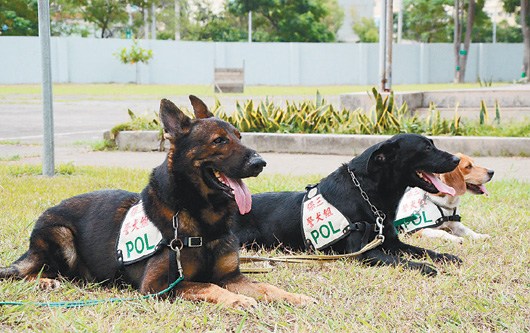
[234,134,462,276]
[0,96,314,308]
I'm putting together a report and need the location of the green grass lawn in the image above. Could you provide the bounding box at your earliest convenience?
[0,164,528,331]
[0,82,509,99]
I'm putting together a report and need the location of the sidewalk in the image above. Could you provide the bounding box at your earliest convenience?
[1,144,528,182]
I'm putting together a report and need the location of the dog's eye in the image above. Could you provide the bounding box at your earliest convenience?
[466,164,472,169]
[425,145,432,151]
[213,137,227,144]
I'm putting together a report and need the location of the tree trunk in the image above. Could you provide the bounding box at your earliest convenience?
[522,0,530,81]
[175,0,180,40]
[460,0,476,82]
[455,0,476,83]
[143,6,149,39]
[454,0,462,83]
[150,2,156,40]
[136,62,141,84]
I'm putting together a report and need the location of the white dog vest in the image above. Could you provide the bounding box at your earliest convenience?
[394,187,460,233]
[301,185,352,250]
[116,201,164,265]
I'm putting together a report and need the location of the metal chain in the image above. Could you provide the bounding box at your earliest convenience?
[170,212,183,277]
[347,167,386,239]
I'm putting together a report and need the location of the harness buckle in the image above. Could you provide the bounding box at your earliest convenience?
[187,237,203,247]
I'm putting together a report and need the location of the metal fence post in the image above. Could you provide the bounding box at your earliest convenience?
[38,0,55,176]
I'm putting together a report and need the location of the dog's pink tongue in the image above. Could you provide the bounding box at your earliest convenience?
[423,172,456,196]
[222,175,252,215]
[479,184,489,196]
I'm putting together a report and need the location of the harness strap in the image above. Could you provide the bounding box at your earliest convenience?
[436,215,461,223]
[179,236,203,248]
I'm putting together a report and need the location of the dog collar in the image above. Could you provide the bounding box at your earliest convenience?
[394,188,461,233]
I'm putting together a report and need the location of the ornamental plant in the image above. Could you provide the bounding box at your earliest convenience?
[115,39,153,84]
[110,89,526,138]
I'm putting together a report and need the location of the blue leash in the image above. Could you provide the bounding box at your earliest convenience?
[0,276,184,309]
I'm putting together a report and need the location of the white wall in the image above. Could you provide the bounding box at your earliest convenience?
[0,37,524,85]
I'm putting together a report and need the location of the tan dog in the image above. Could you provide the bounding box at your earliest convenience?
[395,153,494,243]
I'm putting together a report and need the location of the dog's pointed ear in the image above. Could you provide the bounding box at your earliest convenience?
[189,95,214,119]
[159,98,191,138]
[367,140,399,172]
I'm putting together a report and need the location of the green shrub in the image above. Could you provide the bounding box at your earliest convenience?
[115,39,153,65]
[111,88,528,137]
[110,109,161,138]
[215,93,358,134]
[424,102,464,136]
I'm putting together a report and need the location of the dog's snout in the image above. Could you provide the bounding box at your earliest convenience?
[248,153,267,174]
[451,155,460,166]
[487,169,494,178]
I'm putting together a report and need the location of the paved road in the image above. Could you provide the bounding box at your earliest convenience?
[1,144,528,182]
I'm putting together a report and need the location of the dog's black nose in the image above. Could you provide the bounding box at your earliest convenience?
[248,153,267,175]
[451,155,460,166]
[488,169,494,178]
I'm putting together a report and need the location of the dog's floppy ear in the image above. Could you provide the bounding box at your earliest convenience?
[439,164,467,196]
[159,98,191,138]
[366,140,399,172]
[189,95,214,119]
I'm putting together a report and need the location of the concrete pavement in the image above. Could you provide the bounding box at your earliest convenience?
[1,144,528,181]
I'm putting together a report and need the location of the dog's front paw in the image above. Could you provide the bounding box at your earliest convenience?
[472,233,491,240]
[418,264,438,276]
[37,278,61,290]
[286,292,317,306]
[436,253,463,265]
[221,294,258,309]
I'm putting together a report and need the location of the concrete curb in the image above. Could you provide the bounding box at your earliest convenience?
[340,87,530,112]
[113,131,529,157]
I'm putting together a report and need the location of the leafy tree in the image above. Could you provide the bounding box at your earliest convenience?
[50,1,89,36]
[179,0,246,41]
[470,0,495,42]
[495,19,523,42]
[228,0,343,42]
[352,17,378,42]
[0,0,38,36]
[63,0,128,38]
[401,0,453,42]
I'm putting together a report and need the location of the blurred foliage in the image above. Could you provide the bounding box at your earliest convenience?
[352,17,378,42]
[401,0,523,43]
[0,0,38,36]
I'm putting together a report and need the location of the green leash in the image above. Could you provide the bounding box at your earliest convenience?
[0,276,184,309]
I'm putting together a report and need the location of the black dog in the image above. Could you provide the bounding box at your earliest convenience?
[0,96,314,307]
[234,134,462,275]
